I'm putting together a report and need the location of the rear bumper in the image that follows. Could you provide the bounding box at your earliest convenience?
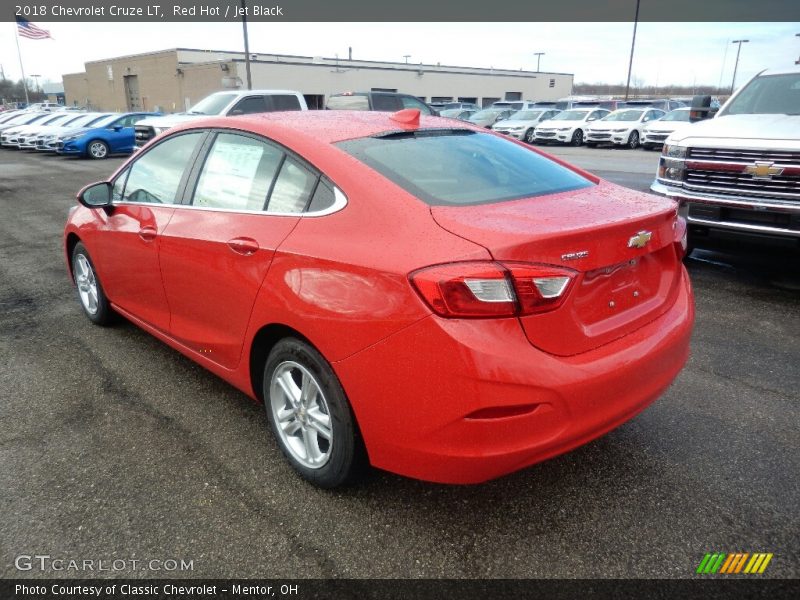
[335,268,694,484]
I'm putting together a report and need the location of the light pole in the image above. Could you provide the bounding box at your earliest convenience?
[533,52,545,72]
[240,0,252,90]
[795,33,799,65]
[730,39,749,94]
[403,55,411,64]
[624,0,641,100]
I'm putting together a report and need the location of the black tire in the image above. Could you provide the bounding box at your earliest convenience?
[263,338,366,488]
[571,128,584,146]
[86,139,109,159]
[524,128,535,144]
[71,242,113,325]
[627,131,640,149]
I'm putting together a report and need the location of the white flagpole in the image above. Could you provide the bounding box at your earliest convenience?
[14,22,30,105]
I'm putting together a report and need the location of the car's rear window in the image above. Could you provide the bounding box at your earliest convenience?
[337,130,592,206]
[327,95,370,110]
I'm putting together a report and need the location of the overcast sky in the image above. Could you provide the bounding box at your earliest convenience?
[3,21,799,89]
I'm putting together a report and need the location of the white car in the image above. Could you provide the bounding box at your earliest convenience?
[135,89,308,148]
[641,107,693,150]
[534,108,610,146]
[491,108,561,143]
[25,102,61,112]
[6,112,98,148]
[27,113,113,151]
[585,108,666,149]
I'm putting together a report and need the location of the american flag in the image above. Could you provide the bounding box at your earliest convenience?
[16,17,53,40]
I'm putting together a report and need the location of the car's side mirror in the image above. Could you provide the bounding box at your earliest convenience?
[77,181,112,208]
[229,109,244,116]
[112,125,123,131]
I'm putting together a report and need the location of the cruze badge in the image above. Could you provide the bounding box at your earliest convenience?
[744,161,783,180]
[627,230,652,249]
[561,250,589,261]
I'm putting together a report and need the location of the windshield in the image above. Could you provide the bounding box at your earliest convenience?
[470,109,504,120]
[660,109,691,122]
[187,93,238,115]
[338,130,591,206]
[551,110,589,121]
[508,111,544,121]
[722,72,800,116]
[602,110,644,122]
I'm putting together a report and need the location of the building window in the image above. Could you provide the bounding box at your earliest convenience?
[431,96,453,103]
[482,97,501,108]
[371,87,398,93]
[504,92,522,101]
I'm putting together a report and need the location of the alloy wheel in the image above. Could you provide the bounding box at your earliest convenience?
[269,361,333,469]
[74,254,99,315]
[89,141,108,159]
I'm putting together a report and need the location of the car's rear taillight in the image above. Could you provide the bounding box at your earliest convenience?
[410,261,576,318]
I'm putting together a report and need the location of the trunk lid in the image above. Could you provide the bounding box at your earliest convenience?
[430,181,682,356]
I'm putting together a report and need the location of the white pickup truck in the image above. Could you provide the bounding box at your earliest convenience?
[134,89,307,148]
[651,66,800,250]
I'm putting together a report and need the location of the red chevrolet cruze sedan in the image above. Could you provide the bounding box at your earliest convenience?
[64,109,694,487]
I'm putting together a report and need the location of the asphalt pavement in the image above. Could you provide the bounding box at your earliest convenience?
[0,146,797,580]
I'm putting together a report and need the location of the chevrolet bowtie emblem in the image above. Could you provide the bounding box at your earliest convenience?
[628,230,652,249]
[744,161,784,180]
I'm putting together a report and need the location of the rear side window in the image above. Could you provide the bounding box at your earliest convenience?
[327,95,370,110]
[268,95,302,111]
[268,158,317,213]
[338,131,592,206]
[192,133,283,211]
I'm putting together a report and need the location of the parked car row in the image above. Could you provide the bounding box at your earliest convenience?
[0,109,157,158]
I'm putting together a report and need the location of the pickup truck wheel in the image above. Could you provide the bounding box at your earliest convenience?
[87,140,109,159]
[627,131,640,149]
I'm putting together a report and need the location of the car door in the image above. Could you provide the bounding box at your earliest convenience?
[158,131,318,369]
[90,131,206,331]
[108,114,148,153]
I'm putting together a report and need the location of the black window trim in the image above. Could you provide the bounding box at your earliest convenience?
[147,127,347,217]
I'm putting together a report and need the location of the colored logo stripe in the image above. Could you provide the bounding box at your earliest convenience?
[697,553,773,574]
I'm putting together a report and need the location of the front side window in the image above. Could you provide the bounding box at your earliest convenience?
[372,94,401,111]
[120,132,203,204]
[338,130,592,206]
[230,96,267,115]
[192,133,283,211]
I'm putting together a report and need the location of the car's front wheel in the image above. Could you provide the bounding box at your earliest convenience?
[87,140,109,159]
[71,242,113,325]
[264,338,366,488]
[524,128,535,144]
[571,129,583,146]
[627,131,640,149]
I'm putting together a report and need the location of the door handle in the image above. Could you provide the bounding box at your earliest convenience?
[227,237,259,256]
[138,226,157,242]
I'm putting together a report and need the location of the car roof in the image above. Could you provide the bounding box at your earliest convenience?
[760,65,800,76]
[170,111,481,145]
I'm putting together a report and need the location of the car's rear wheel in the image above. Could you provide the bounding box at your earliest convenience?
[524,128,535,143]
[571,129,583,146]
[264,338,366,488]
[71,242,113,325]
[627,131,640,149]
[87,140,109,159]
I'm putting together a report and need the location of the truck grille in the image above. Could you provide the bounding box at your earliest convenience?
[688,147,800,165]
[684,147,800,201]
[134,125,155,147]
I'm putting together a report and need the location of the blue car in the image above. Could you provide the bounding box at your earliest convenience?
[57,112,160,159]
